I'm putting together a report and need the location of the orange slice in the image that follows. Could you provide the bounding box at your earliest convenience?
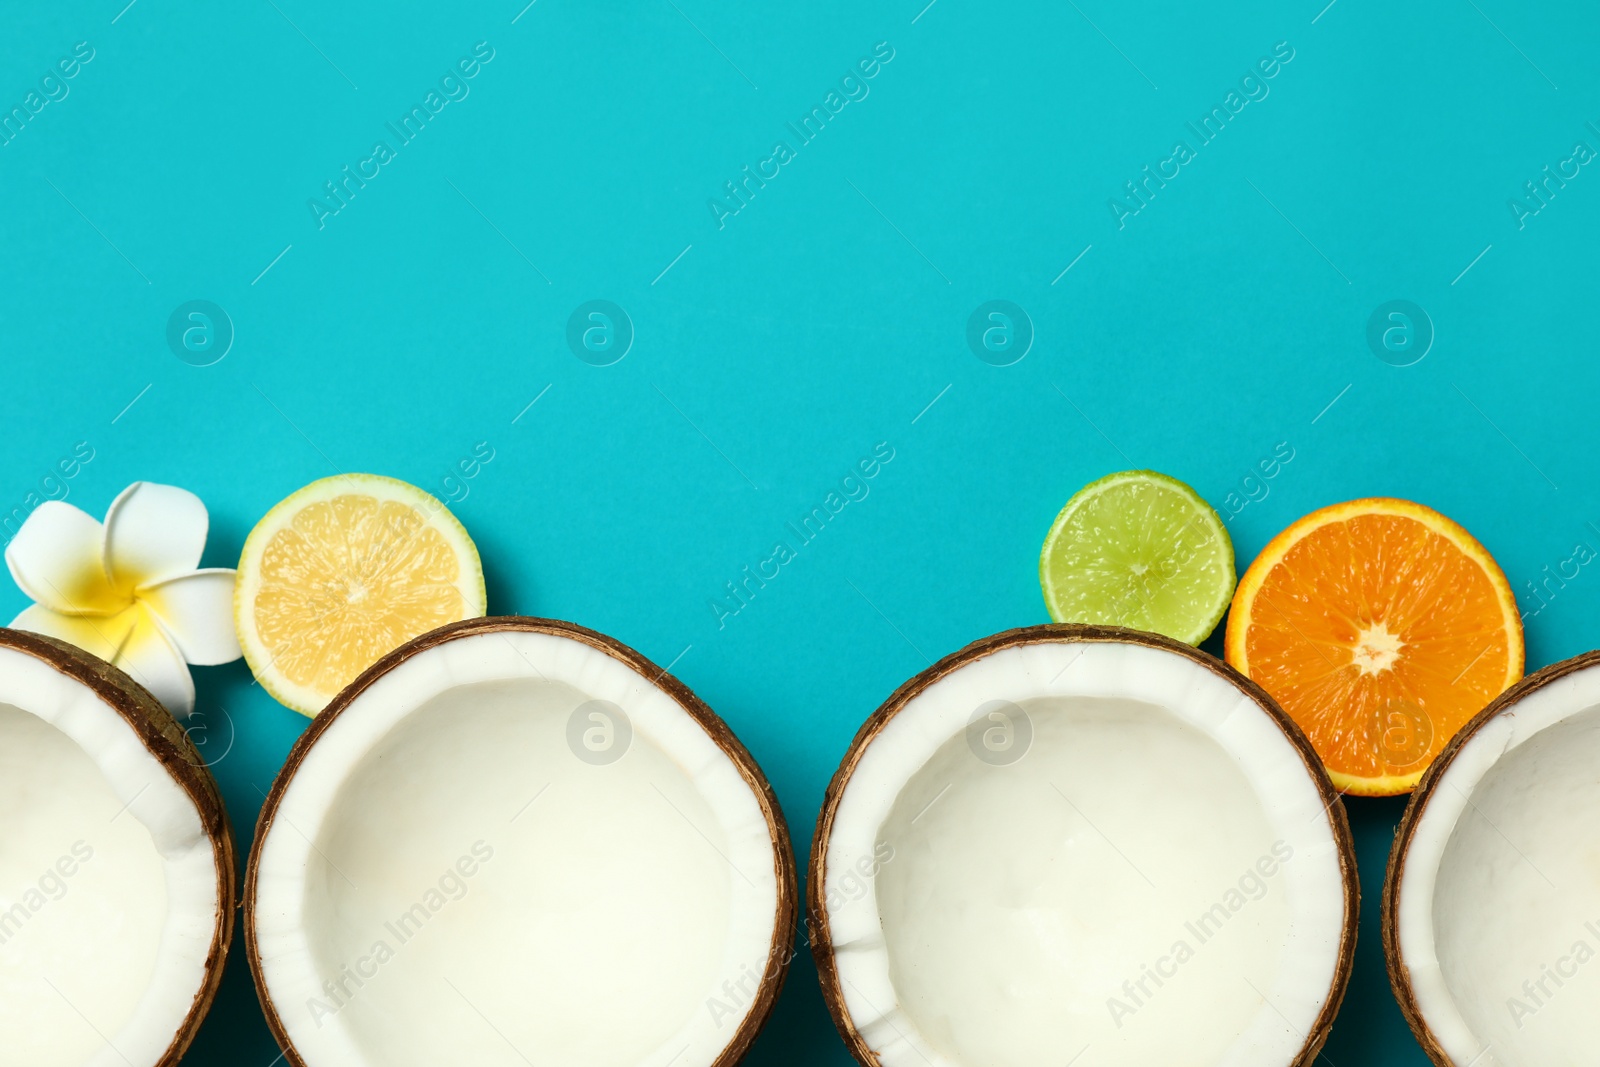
[1225,498,1523,795]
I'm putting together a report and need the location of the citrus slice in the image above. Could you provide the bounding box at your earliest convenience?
[1039,470,1235,644]
[235,474,486,716]
[1225,497,1523,796]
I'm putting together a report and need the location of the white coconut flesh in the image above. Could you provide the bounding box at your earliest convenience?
[0,643,222,1067]
[251,626,785,1067]
[820,636,1351,1067]
[1394,657,1600,1067]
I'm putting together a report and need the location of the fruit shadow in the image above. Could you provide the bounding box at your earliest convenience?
[178,660,311,1064]
[180,911,282,1065]
[474,523,537,618]
[1320,793,1432,1065]
[746,924,853,1066]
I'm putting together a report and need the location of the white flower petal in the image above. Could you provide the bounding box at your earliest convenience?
[115,613,197,719]
[11,603,124,661]
[141,569,241,666]
[4,501,124,615]
[105,482,209,591]
[10,602,196,717]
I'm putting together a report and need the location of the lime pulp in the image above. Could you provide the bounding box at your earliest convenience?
[1039,470,1236,645]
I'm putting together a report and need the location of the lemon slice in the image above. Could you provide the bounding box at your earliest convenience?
[235,474,486,715]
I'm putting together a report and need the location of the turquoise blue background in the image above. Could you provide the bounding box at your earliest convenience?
[4,0,1598,1062]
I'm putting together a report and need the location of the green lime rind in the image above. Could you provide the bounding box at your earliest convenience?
[1039,470,1236,645]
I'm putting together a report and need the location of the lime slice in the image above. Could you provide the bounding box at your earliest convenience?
[235,474,486,716]
[1039,470,1235,644]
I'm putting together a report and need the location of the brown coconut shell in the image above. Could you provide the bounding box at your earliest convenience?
[0,627,237,1067]
[245,615,797,1067]
[808,623,1359,1067]
[1383,647,1600,1065]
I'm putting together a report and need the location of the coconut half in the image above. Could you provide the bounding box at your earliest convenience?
[0,628,234,1066]
[1386,648,1600,1066]
[247,616,795,1067]
[810,624,1357,1067]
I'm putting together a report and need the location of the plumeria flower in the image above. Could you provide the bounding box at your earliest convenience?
[5,482,239,718]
